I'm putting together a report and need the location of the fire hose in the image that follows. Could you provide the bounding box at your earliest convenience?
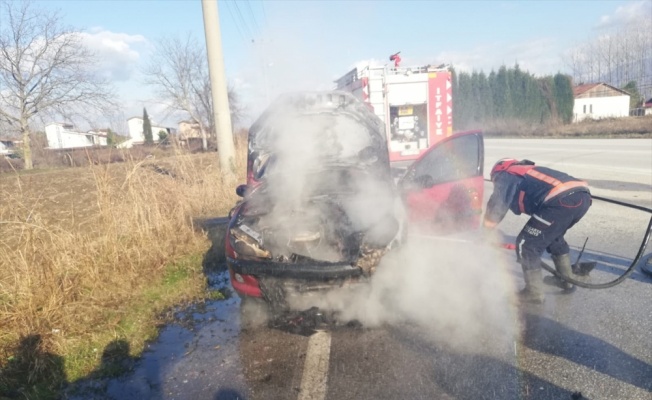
[500,194,652,289]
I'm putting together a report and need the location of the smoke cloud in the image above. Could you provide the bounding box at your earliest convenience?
[290,235,520,350]
[242,92,519,351]
[243,93,400,264]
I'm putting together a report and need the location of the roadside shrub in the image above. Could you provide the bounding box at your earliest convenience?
[0,157,24,173]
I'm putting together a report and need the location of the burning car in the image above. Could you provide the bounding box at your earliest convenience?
[226,91,484,308]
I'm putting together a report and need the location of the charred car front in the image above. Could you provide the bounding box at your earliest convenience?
[226,91,486,306]
[226,92,406,303]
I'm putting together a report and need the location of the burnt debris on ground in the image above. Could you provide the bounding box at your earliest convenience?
[267,306,362,336]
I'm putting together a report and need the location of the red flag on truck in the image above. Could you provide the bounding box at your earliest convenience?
[389,52,401,68]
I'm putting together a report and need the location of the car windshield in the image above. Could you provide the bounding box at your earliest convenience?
[251,113,377,170]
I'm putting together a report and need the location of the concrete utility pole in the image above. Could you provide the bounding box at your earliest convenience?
[201,0,236,179]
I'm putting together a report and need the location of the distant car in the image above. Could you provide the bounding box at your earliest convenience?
[225,91,484,308]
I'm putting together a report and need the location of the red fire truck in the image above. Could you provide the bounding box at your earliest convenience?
[335,59,453,162]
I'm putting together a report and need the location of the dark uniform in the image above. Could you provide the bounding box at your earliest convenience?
[484,159,592,303]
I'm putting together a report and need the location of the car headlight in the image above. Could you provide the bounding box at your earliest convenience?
[230,225,271,259]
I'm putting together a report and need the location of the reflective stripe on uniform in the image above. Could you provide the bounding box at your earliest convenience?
[518,238,526,259]
[533,214,552,226]
[526,169,562,186]
[544,181,589,202]
[521,168,589,204]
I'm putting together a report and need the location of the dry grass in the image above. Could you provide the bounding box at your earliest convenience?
[479,115,652,137]
[0,141,246,396]
[1,129,250,174]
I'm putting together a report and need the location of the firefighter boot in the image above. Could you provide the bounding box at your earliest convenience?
[551,253,576,292]
[517,268,545,305]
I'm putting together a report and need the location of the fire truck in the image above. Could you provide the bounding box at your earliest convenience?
[334,55,453,162]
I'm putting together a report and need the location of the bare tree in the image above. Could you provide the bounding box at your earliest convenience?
[0,1,115,169]
[143,35,242,151]
[564,16,652,99]
[104,110,129,137]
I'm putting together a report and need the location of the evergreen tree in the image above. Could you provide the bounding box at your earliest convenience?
[451,67,460,129]
[509,64,526,118]
[106,128,116,146]
[538,77,556,122]
[452,64,570,128]
[452,68,473,129]
[158,129,168,143]
[622,81,642,109]
[470,71,482,124]
[553,74,575,124]
[478,71,493,121]
[456,71,473,129]
[525,77,546,122]
[142,108,154,145]
[493,66,512,118]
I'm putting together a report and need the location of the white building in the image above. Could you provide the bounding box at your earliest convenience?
[645,98,652,116]
[573,83,630,123]
[178,120,202,139]
[0,138,21,156]
[1,139,14,156]
[45,123,107,149]
[127,117,174,143]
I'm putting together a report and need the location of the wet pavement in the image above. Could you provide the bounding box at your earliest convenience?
[67,258,652,400]
[68,139,652,399]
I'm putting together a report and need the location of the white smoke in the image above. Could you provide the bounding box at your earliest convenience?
[259,111,374,204]
[290,235,519,349]
[246,92,520,350]
[247,95,398,258]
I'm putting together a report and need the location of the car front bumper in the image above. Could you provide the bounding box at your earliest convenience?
[227,257,363,280]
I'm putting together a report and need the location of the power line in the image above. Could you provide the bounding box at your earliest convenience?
[260,0,268,30]
[244,0,260,36]
[231,0,255,40]
[223,1,248,44]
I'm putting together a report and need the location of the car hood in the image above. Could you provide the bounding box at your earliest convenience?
[247,92,390,182]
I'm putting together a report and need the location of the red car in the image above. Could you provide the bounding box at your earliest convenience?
[225,91,484,308]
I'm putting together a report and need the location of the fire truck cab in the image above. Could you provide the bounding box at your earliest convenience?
[335,63,453,163]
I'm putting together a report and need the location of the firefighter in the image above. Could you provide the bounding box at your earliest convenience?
[483,158,592,304]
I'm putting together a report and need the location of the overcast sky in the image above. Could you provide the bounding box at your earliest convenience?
[37,0,652,128]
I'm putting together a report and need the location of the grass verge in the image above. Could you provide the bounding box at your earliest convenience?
[0,146,245,399]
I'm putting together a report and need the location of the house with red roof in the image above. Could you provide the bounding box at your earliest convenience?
[644,97,652,116]
[572,83,630,122]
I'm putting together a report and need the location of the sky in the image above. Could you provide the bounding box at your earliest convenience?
[31,0,652,130]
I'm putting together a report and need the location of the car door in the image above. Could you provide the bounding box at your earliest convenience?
[398,130,484,234]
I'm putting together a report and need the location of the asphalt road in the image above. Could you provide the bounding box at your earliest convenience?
[72,139,652,400]
[483,138,652,207]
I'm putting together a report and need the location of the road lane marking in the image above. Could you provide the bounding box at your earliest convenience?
[298,331,331,400]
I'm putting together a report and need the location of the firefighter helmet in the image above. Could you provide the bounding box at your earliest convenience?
[490,158,519,181]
